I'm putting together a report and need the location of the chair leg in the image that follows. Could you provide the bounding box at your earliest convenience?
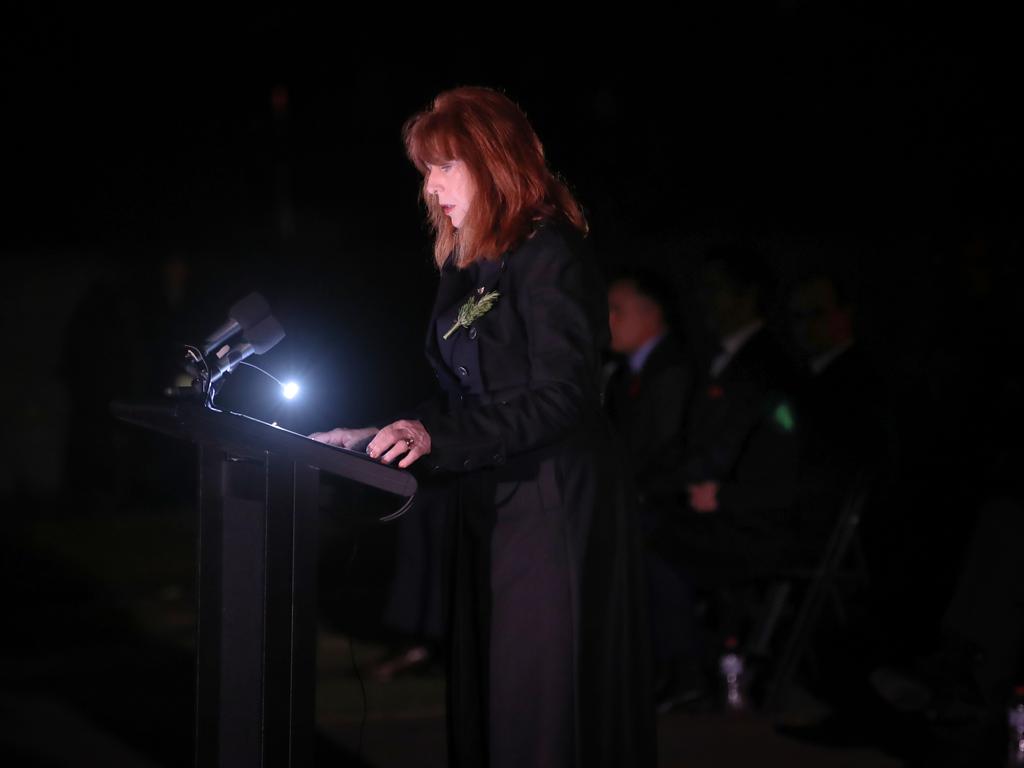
[746,581,792,658]
[767,476,873,714]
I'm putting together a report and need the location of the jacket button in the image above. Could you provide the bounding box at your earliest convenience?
[493,453,505,465]
[463,458,472,469]
[457,365,469,377]
[467,327,478,340]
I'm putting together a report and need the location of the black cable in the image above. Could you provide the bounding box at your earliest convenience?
[182,343,213,406]
[237,359,287,388]
[380,492,416,522]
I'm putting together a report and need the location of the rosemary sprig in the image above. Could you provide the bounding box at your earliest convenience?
[443,290,500,340]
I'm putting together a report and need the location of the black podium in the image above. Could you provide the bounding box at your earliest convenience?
[112,402,416,767]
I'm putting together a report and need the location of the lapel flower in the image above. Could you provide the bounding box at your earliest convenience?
[443,290,500,340]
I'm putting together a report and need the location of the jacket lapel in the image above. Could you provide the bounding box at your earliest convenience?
[424,256,469,373]
[424,253,510,394]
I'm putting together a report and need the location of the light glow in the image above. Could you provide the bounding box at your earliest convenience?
[282,381,300,400]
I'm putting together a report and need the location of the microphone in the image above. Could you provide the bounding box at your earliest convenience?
[207,313,285,384]
[244,313,286,355]
[201,292,273,357]
[168,292,287,405]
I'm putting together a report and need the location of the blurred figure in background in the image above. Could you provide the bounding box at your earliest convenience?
[605,270,694,523]
[637,244,801,705]
[867,489,1024,767]
[667,245,801,584]
[603,270,697,709]
[788,271,888,559]
[865,234,1024,765]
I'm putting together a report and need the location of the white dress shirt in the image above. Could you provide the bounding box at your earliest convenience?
[709,319,765,379]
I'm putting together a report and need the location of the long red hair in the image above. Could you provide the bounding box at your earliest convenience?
[403,86,588,268]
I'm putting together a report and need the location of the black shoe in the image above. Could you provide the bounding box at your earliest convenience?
[870,641,987,722]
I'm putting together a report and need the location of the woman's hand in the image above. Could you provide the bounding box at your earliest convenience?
[366,419,432,469]
[308,426,379,449]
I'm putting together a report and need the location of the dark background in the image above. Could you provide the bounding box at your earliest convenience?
[1,4,1021,765]
[4,6,1021,469]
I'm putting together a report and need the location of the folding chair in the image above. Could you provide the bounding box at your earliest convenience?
[758,471,874,713]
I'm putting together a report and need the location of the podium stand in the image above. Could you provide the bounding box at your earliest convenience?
[112,402,417,768]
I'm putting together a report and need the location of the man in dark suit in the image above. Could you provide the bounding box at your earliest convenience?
[603,272,697,707]
[641,248,801,709]
[604,271,694,523]
[788,272,887,559]
[660,248,801,582]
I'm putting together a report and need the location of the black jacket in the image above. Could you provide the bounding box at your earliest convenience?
[411,218,655,768]
[416,220,608,474]
[794,342,887,552]
[604,333,694,509]
[682,325,800,529]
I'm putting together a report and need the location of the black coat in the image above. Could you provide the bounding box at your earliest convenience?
[682,326,800,522]
[793,342,887,554]
[411,219,655,768]
[653,326,801,580]
[604,333,694,513]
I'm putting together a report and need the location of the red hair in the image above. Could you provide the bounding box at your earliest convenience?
[403,86,588,268]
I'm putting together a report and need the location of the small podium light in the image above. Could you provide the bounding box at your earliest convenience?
[230,361,301,403]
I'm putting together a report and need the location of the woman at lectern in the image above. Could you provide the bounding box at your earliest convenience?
[310,86,653,768]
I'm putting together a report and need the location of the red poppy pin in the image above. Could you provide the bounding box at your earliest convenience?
[707,383,725,399]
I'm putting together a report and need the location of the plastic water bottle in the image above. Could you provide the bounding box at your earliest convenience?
[1009,686,1024,765]
[719,635,746,711]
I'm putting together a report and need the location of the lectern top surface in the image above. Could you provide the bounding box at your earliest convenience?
[111,400,417,498]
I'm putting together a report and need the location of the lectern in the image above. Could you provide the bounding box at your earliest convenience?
[112,401,417,767]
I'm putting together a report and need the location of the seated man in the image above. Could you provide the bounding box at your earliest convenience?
[605,270,693,524]
[603,270,698,707]
[788,271,888,561]
[620,249,800,707]
[658,245,801,588]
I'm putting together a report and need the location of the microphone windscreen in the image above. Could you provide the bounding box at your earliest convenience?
[246,314,285,355]
[229,292,271,330]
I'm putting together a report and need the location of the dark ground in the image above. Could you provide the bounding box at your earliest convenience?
[0,510,905,767]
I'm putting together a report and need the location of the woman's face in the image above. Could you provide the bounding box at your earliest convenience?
[425,159,475,229]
